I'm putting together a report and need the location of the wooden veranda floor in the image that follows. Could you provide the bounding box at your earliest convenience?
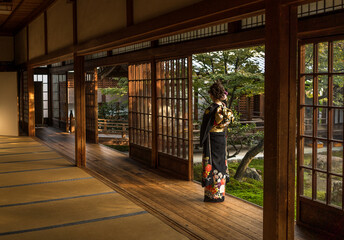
[35,127,330,240]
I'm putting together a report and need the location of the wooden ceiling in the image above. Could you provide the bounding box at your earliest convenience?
[0,0,55,35]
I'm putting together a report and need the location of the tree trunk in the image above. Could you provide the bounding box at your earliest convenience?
[234,139,264,181]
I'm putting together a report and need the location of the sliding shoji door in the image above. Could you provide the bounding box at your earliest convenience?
[128,62,153,164]
[297,38,344,232]
[156,57,193,180]
[85,70,98,144]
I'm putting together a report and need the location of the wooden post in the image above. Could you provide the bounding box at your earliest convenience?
[187,56,193,181]
[151,59,158,168]
[27,67,35,137]
[65,71,69,132]
[94,68,99,144]
[264,1,297,240]
[48,71,52,126]
[74,54,86,167]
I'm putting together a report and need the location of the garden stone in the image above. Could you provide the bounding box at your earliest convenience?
[317,155,342,170]
[331,180,342,204]
[244,167,262,181]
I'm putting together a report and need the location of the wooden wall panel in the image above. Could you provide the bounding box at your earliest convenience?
[29,14,45,60]
[0,72,18,136]
[0,36,14,62]
[77,0,126,43]
[47,0,73,53]
[133,0,202,24]
[14,27,27,64]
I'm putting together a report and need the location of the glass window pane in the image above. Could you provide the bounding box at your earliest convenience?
[317,108,328,138]
[52,75,58,82]
[43,84,48,92]
[330,175,342,208]
[316,172,327,203]
[333,109,343,141]
[331,143,343,175]
[333,40,344,73]
[303,137,313,167]
[305,44,314,73]
[318,42,328,73]
[43,110,48,118]
[333,75,344,107]
[304,107,313,136]
[305,76,313,105]
[43,75,48,83]
[317,140,327,170]
[318,75,328,106]
[302,168,312,198]
[43,92,48,101]
[43,101,48,109]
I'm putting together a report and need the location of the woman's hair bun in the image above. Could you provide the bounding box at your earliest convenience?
[209,81,225,100]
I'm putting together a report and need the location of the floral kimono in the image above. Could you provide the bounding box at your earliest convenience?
[200,102,234,202]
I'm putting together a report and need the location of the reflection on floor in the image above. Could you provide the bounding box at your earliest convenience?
[35,127,331,240]
[0,135,187,240]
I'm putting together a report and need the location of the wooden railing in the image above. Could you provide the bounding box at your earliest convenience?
[98,119,128,138]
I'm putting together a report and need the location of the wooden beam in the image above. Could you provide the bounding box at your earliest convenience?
[74,54,86,167]
[49,64,74,74]
[264,1,297,239]
[0,0,25,31]
[27,67,35,137]
[13,0,57,34]
[84,28,264,69]
[24,1,344,69]
[76,0,264,54]
[298,10,344,39]
[29,46,74,68]
[282,0,318,6]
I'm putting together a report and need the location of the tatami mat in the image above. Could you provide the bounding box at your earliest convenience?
[0,135,187,240]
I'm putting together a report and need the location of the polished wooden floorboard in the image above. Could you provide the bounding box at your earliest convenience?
[36,127,331,240]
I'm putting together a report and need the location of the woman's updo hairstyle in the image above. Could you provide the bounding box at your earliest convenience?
[209,81,225,100]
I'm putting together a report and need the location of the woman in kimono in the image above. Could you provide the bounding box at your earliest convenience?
[200,82,234,202]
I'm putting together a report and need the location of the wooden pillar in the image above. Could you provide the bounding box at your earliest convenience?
[27,67,35,137]
[151,59,157,168]
[65,71,69,132]
[93,68,99,144]
[264,1,297,240]
[74,54,86,167]
[187,56,193,181]
[48,71,52,126]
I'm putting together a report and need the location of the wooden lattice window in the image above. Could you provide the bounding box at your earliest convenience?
[156,58,190,159]
[298,39,344,210]
[52,74,67,130]
[52,74,60,120]
[85,71,98,143]
[128,63,152,149]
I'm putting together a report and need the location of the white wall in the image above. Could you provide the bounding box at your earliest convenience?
[0,72,18,136]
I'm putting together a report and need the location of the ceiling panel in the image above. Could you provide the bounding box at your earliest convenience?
[0,0,52,35]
